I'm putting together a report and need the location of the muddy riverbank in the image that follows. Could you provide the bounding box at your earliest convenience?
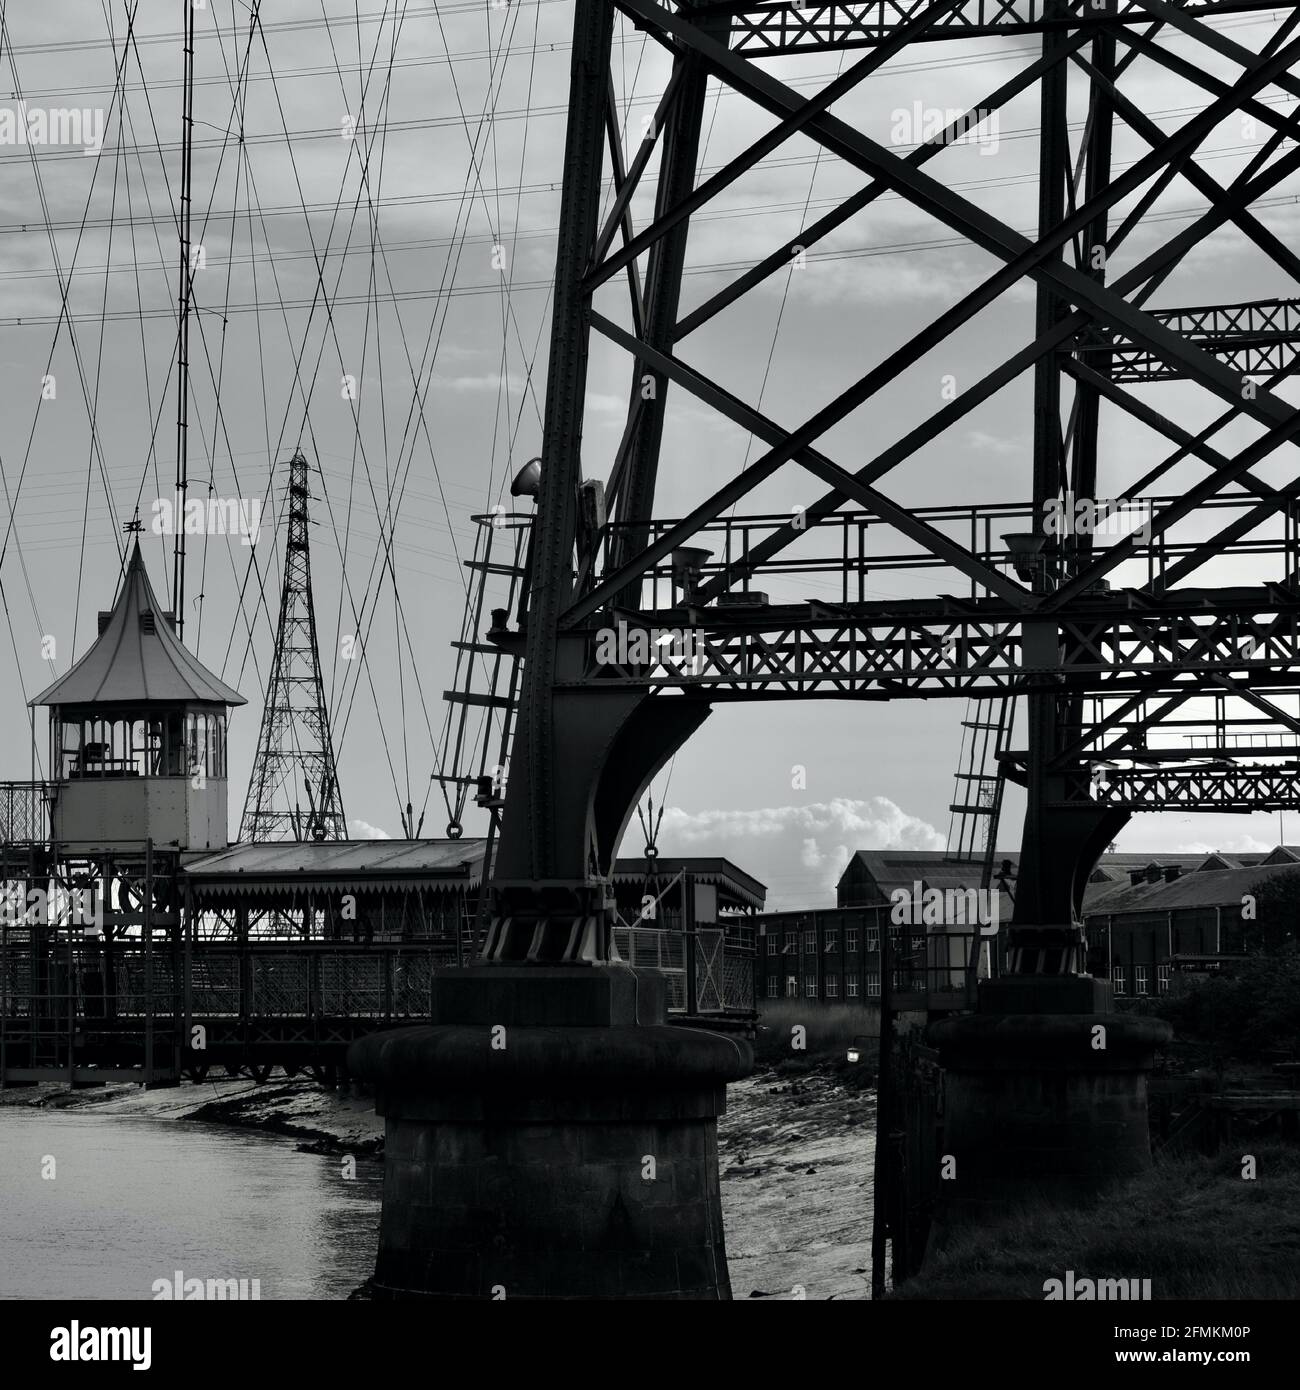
[2,1058,875,1299]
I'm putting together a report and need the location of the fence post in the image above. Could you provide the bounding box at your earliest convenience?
[871,913,894,1299]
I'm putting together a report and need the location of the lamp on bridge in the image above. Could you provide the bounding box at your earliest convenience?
[671,546,712,605]
[1003,531,1047,583]
[510,456,541,499]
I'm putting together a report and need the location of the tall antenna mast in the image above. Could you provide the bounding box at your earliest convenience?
[172,0,196,642]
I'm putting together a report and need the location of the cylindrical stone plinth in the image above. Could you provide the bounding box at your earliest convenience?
[348,967,752,1299]
[926,1010,1172,1228]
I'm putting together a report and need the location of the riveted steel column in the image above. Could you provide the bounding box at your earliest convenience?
[611,2,725,607]
[494,0,617,886]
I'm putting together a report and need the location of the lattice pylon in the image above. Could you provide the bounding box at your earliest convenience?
[239,450,347,842]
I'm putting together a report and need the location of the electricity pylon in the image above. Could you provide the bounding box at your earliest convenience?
[240,450,346,842]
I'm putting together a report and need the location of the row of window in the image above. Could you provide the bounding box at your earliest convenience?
[767,927,900,955]
[765,964,1175,999]
[767,973,896,999]
[57,712,228,780]
[1112,964,1170,996]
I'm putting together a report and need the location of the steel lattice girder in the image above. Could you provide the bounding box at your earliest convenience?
[550,594,1300,698]
[1079,298,1300,381]
[1058,765,1300,808]
[703,0,1285,54]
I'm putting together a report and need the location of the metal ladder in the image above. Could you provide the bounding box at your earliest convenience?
[435,513,531,838]
[946,696,1016,890]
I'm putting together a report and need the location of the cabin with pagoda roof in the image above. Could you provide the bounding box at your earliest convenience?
[30,540,245,852]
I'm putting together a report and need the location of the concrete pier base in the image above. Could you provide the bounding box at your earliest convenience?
[926,976,1172,1230]
[347,965,752,1299]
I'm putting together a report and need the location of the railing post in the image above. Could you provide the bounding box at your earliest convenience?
[183,880,193,1075]
[685,874,698,1017]
[144,839,153,1087]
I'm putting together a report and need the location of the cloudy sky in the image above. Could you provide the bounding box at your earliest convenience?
[2,2,1299,908]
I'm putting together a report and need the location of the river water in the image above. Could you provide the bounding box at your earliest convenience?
[0,1111,382,1300]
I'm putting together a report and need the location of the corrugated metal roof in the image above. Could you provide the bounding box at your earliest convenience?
[180,842,767,907]
[31,541,246,708]
[182,838,487,898]
[845,851,1020,891]
[1083,860,1300,914]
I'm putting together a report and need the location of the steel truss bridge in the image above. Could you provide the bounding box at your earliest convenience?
[455,0,1300,976]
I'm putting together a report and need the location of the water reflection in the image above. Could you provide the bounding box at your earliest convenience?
[0,1112,381,1300]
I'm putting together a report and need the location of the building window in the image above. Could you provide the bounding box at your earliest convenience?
[846,929,858,954]
[786,976,798,998]
[784,934,796,955]
[767,935,778,955]
[826,975,839,998]
[767,977,779,998]
[1135,965,1149,997]
[867,971,880,997]
[866,928,879,953]
[802,930,816,954]
[1113,967,1126,996]
[846,977,860,998]
[1158,963,1171,994]
[804,974,817,998]
[825,931,838,953]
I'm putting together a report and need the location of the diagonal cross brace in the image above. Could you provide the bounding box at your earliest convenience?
[614,0,1300,589]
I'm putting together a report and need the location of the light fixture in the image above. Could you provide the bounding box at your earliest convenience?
[671,546,712,601]
[510,457,542,499]
[1003,531,1047,583]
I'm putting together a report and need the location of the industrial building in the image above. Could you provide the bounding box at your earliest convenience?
[751,846,1300,1009]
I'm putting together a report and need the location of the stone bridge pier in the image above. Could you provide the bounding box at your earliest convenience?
[348,964,752,1299]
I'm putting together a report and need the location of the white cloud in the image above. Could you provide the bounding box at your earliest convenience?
[351,818,392,840]
[657,797,944,909]
[966,429,1021,456]
[1176,835,1271,855]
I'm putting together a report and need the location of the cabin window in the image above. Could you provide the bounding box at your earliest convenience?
[216,714,227,777]
[165,713,185,774]
[190,714,207,780]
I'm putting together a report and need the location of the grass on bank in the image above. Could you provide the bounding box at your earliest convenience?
[891,1142,1300,1299]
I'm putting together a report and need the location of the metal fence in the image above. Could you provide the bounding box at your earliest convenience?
[0,783,50,844]
[613,924,754,1013]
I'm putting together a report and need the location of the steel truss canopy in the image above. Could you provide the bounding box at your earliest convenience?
[486,0,1300,949]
